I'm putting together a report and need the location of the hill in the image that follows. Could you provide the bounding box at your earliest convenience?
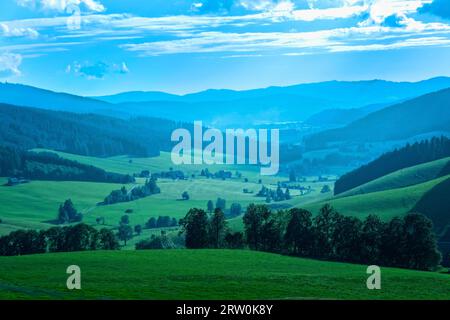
[0,250,449,300]
[339,157,450,197]
[304,88,450,150]
[334,136,450,194]
[0,103,178,157]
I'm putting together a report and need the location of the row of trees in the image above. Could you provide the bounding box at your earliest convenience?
[145,216,178,229]
[177,203,442,271]
[243,204,442,271]
[0,224,119,256]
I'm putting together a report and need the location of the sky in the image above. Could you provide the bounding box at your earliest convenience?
[0,0,450,96]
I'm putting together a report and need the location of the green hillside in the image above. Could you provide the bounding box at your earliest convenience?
[0,250,449,300]
[304,175,450,224]
[339,157,450,197]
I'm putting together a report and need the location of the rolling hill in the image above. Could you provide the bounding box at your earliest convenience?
[0,250,449,300]
[304,88,450,150]
[305,174,450,234]
[339,157,450,197]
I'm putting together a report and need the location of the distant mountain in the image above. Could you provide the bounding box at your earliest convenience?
[94,91,181,104]
[305,88,450,150]
[0,82,111,113]
[2,77,450,126]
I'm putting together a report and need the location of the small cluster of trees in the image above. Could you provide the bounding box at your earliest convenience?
[243,204,442,271]
[145,216,178,229]
[57,199,82,224]
[200,168,232,180]
[256,185,291,202]
[102,177,160,205]
[0,224,119,256]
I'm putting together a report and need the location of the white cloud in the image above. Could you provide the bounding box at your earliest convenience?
[0,53,22,77]
[0,23,39,38]
[16,0,105,13]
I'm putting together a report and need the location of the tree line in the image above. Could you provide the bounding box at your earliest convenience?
[0,146,134,184]
[179,203,442,271]
[0,224,119,256]
[335,136,450,194]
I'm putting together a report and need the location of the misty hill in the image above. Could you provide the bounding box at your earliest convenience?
[305,102,392,127]
[0,103,178,157]
[304,88,450,150]
[334,136,450,195]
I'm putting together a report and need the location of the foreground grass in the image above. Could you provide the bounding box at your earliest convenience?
[0,250,449,300]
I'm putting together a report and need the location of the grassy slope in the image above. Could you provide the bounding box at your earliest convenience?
[339,157,450,197]
[0,250,449,300]
[304,175,450,221]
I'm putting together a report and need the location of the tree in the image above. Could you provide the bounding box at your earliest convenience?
[224,232,245,249]
[207,200,214,213]
[312,204,342,259]
[65,223,99,252]
[179,208,209,249]
[216,198,226,211]
[289,170,296,182]
[171,217,178,227]
[99,228,119,250]
[243,204,271,250]
[332,216,362,263]
[120,215,130,225]
[134,224,142,235]
[229,203,242,217]
[57,199,82,224]
[402,213,441,270]
[284,208,314,256]
[209,208,227,248]
[182,191,190,200]
[321,185,331,193]
[285,188,291,200]
[117,224,133,245]
[146,217,157,229]
[359,215,385,264]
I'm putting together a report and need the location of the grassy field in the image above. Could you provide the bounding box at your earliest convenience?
[304,175,450,222]
[339,157,450,197]
[0,149,334,236]
[0,249,449,300]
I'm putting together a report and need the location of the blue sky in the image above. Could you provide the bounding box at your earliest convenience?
[0,0,450,96]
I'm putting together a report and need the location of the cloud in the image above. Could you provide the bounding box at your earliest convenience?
[66,61,129,79]
[419,0,450,19]
[0,23,39,38]
[16,0,105,13]
[0,53,22,78]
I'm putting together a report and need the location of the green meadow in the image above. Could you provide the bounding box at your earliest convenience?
[0,250,449,300]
